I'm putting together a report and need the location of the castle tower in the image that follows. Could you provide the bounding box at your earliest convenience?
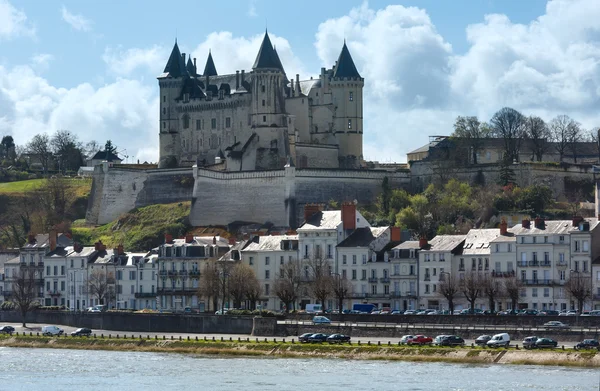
[157,40,188,168]
[203,50,218,76]
[330,41,364,168]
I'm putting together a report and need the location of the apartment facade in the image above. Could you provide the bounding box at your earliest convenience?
[389,241,419,311]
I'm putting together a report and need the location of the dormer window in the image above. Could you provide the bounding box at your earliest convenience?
[183,93,189,103]
[261,85,265,93]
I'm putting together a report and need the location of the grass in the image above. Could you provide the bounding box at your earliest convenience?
[71,201,191,251]
[0,178,92,197]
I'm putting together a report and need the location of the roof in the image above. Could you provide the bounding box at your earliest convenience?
[241,235,298,252]
[203,51,218,76]
[490,232,516,243]
[23,233,73,250]
[393,241,420,250]
[186,57,196,76]
[163,236,231,248]
[253,31,281,70]
[4,256,20,265]
[298,79,321,96]
[273,47,285,74]
[332,42,361,79]
[461,229,501,255]
[91,150,121,162]
[337,227,388,248]
[421,235,466,252]
[511,219,600,236]
[298,211,341,231]
[161,41,188,78]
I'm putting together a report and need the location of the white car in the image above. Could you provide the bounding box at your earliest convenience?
[42,325,64,336]
[312,316,331,324]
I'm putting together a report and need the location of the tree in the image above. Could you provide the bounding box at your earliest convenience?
[395,194,434,239]
[490,107,526,163]
[331,274,352,313]
[482,275,503,313]
[306,257,332,309]
[245,273,261,311]
[497,157,516,186]
[380,177,391,217]
[198,261,221,312]
[524,116,550,161]
[84,140,101,160]
[87,269,115,306]
[460,271,483,313]
[51,130,83,174]
[587,127,600,162]
[37,177,77,229]
[452,116,490,164]
[549,115,577,162]
[437,272,460,314]
[12,265,40,327]
[26,134,52,173]
[228,263,259,309]
[274,261,302,313]
[503,277,523,313]
[1,135,15,161]
[565,273,592,314]
[105,140,117,155]
[566,120,583,163]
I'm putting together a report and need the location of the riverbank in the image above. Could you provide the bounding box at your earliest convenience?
[1,335,599,367]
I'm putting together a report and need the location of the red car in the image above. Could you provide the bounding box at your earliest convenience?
[407,335,433,345]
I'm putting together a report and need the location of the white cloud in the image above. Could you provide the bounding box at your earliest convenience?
[0,65,158,163]
[0,0,35,40]
[61,6,92,32]
[103,45,168,76]
[248,0,257,18]
[315,0,600,162]
[31,53,54,72]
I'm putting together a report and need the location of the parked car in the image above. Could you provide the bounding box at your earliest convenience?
[327,334,351,344]
[298,333,313,343]
[407,335,433,345]
[391,310,403,315]
[543,321,570,330]
[435,335,465,347]
[42,325,64,336]
[312,316,331,324]
[537,310,559,316]
[400,335,415,345]
[403,310,418,315]
[0,326,15,335]
[575,339,600,350]
[308,333,329,343]
[475,335,492,346]
[496,310,510,316]
[522,336,539,349]
[534,338,558,349]
[70,328,92,337]
[565,310,578,316]
[517,309,539,316]
[460,308,484,315]
[486,333,511,348]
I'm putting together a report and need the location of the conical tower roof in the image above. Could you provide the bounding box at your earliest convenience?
[163,40,188,78]
[333,42,361,79]
[252,31,280,70]
[273,46,286,74]
[186,57,196,76]
[203,51,218,76]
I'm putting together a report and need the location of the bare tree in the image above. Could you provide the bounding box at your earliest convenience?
[331,274,353,313]
[306,257,332,309]
[245,274,261,311]
[452,116,491,164]
[12,266,40,327]
[51,130,83,174]
[87,269,115,306]
[503,276,523,313]
[460,271,483,313]
[198,261,221,312]
[274,261,302,313]
[524,116,550,161]
[566,120,583,163]
[490,107,526,163]
[565,273,592,314]
[482,275,503,313]
[587,127,600,162]
[37,177,77,229]
[549,115,577,162]
[437,272,460,314]
[26,133,52,173]
[228,263,259,309]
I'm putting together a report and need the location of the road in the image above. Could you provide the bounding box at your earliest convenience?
[0,321,583,348]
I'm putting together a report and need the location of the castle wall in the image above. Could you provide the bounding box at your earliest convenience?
[85,164,194,225]
[295,144,339,168]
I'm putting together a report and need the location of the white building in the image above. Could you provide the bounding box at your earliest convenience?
[390,241,420,311]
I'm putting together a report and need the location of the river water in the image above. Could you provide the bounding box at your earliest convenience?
[0,347,598,391]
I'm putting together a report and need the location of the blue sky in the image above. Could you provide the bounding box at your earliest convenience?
[0,0,598,163]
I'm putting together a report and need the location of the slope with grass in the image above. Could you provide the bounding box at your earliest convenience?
[72,202,192,251]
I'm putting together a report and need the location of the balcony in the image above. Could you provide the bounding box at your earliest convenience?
[368,277,378,283]
[404,291,417,297]
[424,275,431,281]
[188,270,200,278]
[158,270,168,278]
[157,288,196,295]
[539,261,551,267]
[48,290,61,297]
[380,277,390,284]
[492,271,516,278]
[167,270,178,279]
[178,270,188,278]
[390,292,402,298]
[517,262,527,267]
[458,266,465,271]
[135,292,157,298]
[521,279,553,286]
[557,261,568,267]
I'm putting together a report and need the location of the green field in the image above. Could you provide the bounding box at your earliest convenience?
[0,178,92,197]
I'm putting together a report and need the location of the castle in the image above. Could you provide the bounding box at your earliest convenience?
[158,31,364,170]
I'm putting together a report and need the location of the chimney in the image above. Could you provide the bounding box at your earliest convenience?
[295,74,300,94]
[113,248,119,256]
[572,216,583,227]
[212,236,217,245]
[303,204,321,222]
[534,217,544,229]
[165,233,173,244]
[341,202,357,231]
[193,58,197,75]
[117,244,124,255]
[49,230,57,252]
[236,70,240,89]
[185,233,194,243]
[390,226,401,242]
[500,219,508,235]
[228,237,236,245]
[28,234,35,244]
[94,241,103,251]
[522,219,531,229]
[290,78,294,97]
[419,237,428,248]
[74,243,82,253]
[240,69,245,85]
[182,53,186,63]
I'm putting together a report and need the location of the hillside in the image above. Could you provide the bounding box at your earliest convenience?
[0,178,92,197]
[71,202,192,252]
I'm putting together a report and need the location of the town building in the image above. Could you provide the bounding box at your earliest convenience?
[389,241,420,311]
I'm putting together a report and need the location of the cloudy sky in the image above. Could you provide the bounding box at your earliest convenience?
[0,0,598,163]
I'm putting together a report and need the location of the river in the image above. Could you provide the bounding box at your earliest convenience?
[0,347,598,390]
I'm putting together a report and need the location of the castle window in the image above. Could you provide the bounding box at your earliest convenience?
[261,85,265,93]
[163,96,166,103]
[349,91,353,101]
[163,122,166,129]
[163,108,166,115]
[196,120,201,130]
[211,118,216,129]
[225,117,231,128]
[183,93,189,103]
[348,119,352,129]
[182,115,190,129]
[263,115,266,122]
[262,99,265,107]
